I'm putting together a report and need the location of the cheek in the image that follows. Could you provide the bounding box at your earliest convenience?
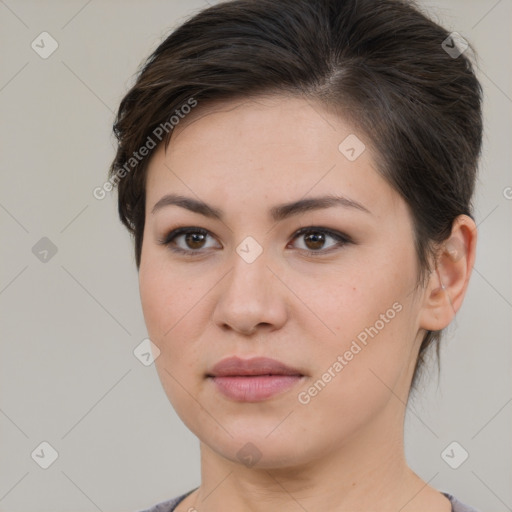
[139,259,171,341]
[138,258,206,414]
[297,257,411,337]
[294,291,416,441]
[296,254,418,390]
[138,253,212,373]
[139,248,192,339]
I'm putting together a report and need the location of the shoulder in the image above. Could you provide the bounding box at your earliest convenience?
[442,492,482,512]
[139,490,482,512]
[138,489,196,512]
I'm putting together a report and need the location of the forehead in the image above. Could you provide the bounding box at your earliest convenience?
[144,95,402,219]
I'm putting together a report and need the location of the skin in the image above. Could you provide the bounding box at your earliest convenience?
[138,95,477,512]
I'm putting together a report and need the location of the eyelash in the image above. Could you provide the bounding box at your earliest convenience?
[157,226,353,257]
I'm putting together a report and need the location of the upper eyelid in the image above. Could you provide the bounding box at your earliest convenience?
[292,226,350,240]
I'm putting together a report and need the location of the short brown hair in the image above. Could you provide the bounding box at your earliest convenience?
[108,0,483,390]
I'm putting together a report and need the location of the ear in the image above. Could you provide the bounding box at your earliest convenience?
[419,215,477,331]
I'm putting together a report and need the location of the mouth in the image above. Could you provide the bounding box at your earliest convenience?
[206,356,305,402]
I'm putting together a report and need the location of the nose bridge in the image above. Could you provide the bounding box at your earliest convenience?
[212,239,287,333]
[228,242,272,298]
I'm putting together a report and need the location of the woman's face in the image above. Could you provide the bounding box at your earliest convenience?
[139,95,429,468]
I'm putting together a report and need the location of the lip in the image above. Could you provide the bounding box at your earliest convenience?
[207,356,305,402]
[208,356,303,377]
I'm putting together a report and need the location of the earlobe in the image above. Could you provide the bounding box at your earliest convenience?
[419,215,477,332]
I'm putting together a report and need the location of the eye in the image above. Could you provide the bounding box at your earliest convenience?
[289,227,351,255]
[158,227,220,255]
[158,226,352,257]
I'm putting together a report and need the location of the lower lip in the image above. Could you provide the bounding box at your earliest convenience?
[209,375,303,402]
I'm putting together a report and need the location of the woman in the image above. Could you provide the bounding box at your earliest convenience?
[108,0,483,510]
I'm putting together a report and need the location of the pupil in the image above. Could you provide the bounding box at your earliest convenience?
[305,232,324,250]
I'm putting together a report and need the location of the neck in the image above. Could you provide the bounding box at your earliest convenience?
[188,403,434,512]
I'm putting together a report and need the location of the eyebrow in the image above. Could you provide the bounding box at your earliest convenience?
[151,193,371,221]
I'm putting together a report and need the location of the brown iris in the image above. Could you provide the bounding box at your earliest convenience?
[185,232,207,249]
[303,231,325,251]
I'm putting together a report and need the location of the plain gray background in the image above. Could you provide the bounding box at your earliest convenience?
[0,0,510,511]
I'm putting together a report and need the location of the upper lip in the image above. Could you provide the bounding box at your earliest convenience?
[207,356,303,377]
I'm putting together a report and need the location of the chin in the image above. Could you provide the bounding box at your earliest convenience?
[193,418,319,468]
[218,437,312,470]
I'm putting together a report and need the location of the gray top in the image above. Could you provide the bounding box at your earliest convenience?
[139,488,481,512]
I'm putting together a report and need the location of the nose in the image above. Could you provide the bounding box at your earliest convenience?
[211,248,288,335]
